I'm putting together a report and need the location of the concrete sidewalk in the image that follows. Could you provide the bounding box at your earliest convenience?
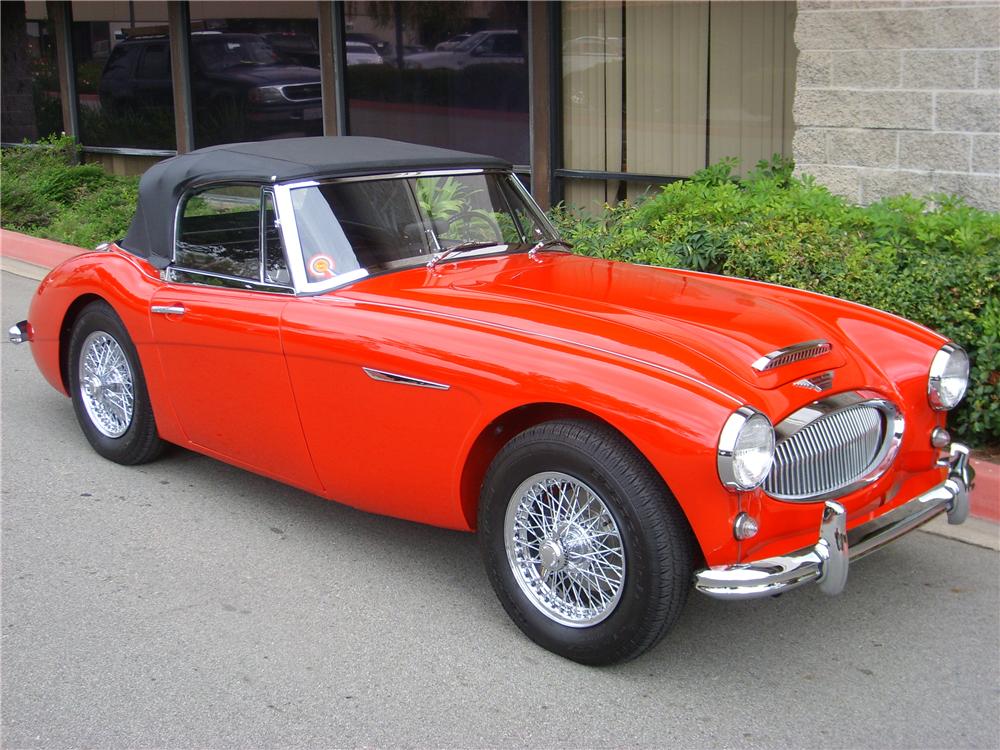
[2,227,997,551]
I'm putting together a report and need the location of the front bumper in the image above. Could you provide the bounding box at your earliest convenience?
[694,443,975,600]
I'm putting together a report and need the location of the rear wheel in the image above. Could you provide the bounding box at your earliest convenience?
[479,419,694,665]
[68,301,164,465]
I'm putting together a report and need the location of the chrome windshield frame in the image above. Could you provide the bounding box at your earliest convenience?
[272,168,556,295]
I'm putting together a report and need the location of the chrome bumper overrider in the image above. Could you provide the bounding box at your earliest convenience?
[694,443,975,600]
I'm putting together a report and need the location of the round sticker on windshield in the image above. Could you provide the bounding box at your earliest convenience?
[310,255,335,278]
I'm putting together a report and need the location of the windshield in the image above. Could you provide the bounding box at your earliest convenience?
[455,31,491,52]
[288,172,557,288]
[195,36,277,69]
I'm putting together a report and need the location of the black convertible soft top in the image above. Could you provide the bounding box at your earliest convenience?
[121,136,511,269]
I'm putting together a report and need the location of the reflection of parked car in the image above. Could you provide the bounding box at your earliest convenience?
[435,32,471,51]
[261,32,319,67]
[98,33,322,135]
[346,41,384,66]
[11,136,975,666]
[406,30,523,70]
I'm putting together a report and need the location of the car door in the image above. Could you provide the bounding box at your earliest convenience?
[149,184,322,492]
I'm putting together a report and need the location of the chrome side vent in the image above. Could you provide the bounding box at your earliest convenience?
[753,340,833,372]
[765,393,903,502]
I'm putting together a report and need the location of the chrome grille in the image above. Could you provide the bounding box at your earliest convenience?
[281,83,321,101]
[765,399,898,501]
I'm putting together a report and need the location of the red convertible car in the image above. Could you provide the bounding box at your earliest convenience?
[10,137,974,664]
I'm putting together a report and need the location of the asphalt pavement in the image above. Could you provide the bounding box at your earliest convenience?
[2,270,999,749]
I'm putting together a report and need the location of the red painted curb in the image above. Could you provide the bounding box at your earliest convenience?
[0,228,85,269]
[970,456,1000,523]
[1,227,998,524]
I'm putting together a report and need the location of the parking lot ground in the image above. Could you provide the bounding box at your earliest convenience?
[3,269,999,749]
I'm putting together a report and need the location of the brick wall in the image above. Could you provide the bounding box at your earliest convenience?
[792,1,1000,211]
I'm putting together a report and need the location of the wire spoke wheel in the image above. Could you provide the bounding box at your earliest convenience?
[78,330,134,438]
[504,471,626,627]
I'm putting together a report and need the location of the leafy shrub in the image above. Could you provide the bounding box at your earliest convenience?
[553,157,1000,448]
[0,133,139,248]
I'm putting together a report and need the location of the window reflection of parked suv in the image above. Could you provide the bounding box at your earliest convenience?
[98,33,323,135]
[405,30,524,70]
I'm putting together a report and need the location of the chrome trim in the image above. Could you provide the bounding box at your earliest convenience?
[150,305,185,315]
[793,371,834,392]
[8,321,29,344]
[931,427,951,449]
[716,406,775,491]
[694,443,974,600]
[928,342,969,411]
[765,392,904,502]
[752,339,832,372]
[362,367,450,390]
[166,266,295,295]
[276,82,322,102]
[289,168,487,187]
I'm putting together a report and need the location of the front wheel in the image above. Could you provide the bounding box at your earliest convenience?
[479,419,694,665]
[68,300,164,465]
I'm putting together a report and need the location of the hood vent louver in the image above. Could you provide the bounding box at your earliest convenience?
[752,339,833,372]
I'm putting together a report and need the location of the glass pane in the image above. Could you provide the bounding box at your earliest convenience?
[344,2,529,164]
[177,185,261,279]
[1,4,61,142]
[291,172,552,286]
[71,1,177,149]
[707,1,796,176]
[187,3,320,147]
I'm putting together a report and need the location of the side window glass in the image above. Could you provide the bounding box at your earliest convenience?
[176,185,262,280]
[136,44,170,80]
[262,191,290,285]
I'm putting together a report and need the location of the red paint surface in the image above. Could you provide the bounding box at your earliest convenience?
[5,228,996,563]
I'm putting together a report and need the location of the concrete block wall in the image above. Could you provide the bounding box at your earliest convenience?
[793,1,1000,210]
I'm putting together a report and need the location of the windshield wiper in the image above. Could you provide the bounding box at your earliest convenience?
[528,238,574,258]
[426,241,500,269]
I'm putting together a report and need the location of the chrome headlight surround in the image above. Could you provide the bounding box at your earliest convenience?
[717,406,775,491]
[928,343,969,411]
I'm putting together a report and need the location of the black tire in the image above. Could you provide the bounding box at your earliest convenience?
[479,419,694,665]
[67,300,164,465]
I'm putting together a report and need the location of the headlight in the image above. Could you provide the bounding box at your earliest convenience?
[717,407,775,491]
[928,343,969,410]
[247,85,285,105]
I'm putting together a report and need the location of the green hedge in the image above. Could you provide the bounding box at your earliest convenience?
[551,157,1000,448]
[0,134,139,248]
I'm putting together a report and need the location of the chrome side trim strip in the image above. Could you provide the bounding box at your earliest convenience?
[693,443,974,601]
[752,339,832,372]
[362,367,450,390]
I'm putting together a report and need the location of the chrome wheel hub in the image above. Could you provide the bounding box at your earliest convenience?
[78,330,134,438]
[504,472,626,627]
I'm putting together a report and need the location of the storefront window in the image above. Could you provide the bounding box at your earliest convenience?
[343,1,529,165]
[1,2,61,143]
[71,1,176,150]
[187,2,320,147]
[561,1,795,209]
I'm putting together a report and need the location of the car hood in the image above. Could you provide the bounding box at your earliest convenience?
[340,252,940,400]
[208,64,321,86]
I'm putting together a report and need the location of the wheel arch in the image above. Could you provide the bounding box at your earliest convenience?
[458,402,695,546]
[58,293,106,392]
